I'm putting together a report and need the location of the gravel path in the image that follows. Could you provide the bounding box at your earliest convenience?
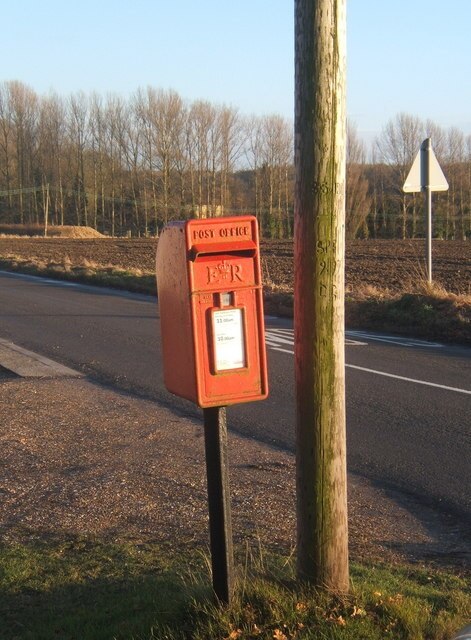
[1,370,469,571]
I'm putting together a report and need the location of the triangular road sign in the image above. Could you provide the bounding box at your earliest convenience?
[427,147,449,191]
[403,140,449,193]
[403,151,422,193]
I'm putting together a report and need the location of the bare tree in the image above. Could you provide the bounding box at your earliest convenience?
[37,93,66,226]
[0,83,15,217]
[133,87,159,233]
[104,95,129,235]
[68,92,89,226]
[445,127,465,239]
[376,113,423,238]
[187,100,217,217]
[89,93,106,230]
[346,122,371,238]
[120,102,145,234]
[425,120,447,160]
[7,81,39,223]
[218,106,244,213]
[259,114,293,237]
[244,115,264,228]
[152,89,186,223]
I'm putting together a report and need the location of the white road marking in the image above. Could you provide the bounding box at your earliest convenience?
[269,347,295,355]
[265,329,296,354]
[1,270,81,287]
[265,328,367,349]
[265,328,471,395]
[346,338,369,346]
[265,335,295,347]
[346,364,471,396]
[347,330,443,348]
[267,327,442,349]
[0,339,82,378]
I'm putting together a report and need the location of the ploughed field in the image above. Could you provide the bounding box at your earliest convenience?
[0,237,470,295]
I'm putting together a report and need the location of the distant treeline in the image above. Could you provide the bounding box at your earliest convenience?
[0,81,470,239]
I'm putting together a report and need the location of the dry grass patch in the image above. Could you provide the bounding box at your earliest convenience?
[346,280,471,345]
[0,254,156,295]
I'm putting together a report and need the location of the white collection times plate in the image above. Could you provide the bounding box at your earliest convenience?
[212,308,246,371]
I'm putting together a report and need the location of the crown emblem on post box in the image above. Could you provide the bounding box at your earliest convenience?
[207,261,243,284]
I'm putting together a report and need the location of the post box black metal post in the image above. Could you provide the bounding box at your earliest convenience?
[203,406,234,604]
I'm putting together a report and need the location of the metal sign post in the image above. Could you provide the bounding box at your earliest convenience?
[423,140,433,282]
[403,138,449,283]
[203,406,234,604]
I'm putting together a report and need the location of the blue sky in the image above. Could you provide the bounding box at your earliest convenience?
[2,1,471,140]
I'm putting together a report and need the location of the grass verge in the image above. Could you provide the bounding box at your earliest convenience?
[0,255,469,344]
[345,283,471,346]
[0,255,157,296]
[0,538,469,640]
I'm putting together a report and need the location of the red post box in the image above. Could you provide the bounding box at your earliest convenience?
[156,215,268,408]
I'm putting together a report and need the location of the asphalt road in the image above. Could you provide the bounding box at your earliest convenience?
[1,271,470,522]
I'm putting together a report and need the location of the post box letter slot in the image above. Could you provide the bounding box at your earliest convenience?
[190,240,257,261]
[211,307,247,373]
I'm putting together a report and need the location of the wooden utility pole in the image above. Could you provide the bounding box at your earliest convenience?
[294,0,349,590]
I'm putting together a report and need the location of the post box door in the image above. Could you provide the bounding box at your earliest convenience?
[187,217,268,407]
